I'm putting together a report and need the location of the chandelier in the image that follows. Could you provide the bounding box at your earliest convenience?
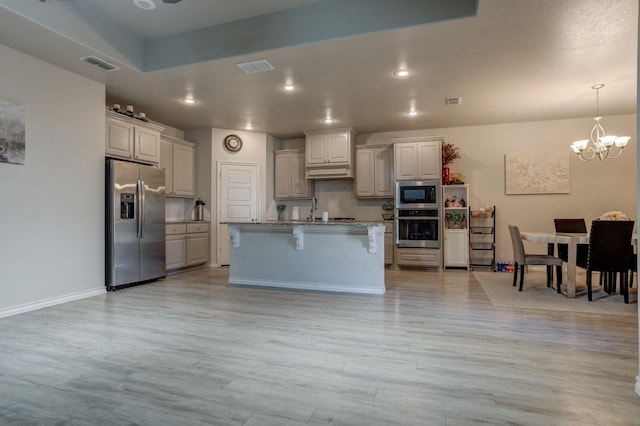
[570,84,630,161]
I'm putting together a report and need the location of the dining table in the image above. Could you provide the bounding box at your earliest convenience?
[520,232,637,298]
[519,232,588,298]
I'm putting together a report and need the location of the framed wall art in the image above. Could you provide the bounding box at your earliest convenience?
[505,152,570,195]
[0,99,25,165]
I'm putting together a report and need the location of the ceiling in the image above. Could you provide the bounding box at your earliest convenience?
[0,0,637,139]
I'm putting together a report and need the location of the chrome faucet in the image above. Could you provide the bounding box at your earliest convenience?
[310,197,318,221]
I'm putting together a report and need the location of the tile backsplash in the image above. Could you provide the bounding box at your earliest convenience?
[166,198,192,221]
[270,180,392,221]
[166,198,210,222]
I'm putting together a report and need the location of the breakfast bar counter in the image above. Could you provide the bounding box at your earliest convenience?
[223,221,386,294]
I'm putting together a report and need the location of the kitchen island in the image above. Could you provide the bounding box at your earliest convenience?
[224,221,386,294]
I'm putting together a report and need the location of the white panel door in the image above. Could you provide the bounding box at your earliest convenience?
[218,163,259,265]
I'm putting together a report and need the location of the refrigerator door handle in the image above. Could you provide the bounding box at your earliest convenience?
[137,179,145,239]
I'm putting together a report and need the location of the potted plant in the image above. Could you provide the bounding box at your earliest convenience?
[446,211,463,229]
[442,142,461,184]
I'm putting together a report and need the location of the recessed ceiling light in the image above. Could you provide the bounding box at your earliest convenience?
[245,124,253,130]
[323,117,334,124]
[405,110,418,117]
[133,0,156,10]
[394,69,409,78]
[284,84,296,91]
[183,97,196,104]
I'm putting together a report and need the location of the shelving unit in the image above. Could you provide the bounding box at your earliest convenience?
[469,206,496,271]
[442,185,469,269]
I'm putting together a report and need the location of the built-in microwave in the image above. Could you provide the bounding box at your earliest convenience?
[395,180,441,209]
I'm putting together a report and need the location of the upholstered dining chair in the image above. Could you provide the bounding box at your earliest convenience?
[629,248,637,289]
[508,225,563,292]
[585,220,635,303]
[553,218,589,268]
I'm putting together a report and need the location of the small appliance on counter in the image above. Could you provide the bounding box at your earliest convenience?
[194,198,206,221]
[291,206,300,221]
[322,209,329,223]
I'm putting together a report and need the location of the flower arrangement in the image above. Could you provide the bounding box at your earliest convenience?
[442,143,461,166]
[598,211,631,221]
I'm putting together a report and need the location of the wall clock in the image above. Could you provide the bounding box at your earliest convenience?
[224,134,243,152]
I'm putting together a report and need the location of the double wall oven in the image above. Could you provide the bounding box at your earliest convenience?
[395,180,441,248]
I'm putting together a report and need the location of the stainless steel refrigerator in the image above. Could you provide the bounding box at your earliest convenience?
[106,158,166,289]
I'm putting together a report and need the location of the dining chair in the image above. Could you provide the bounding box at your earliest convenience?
[585,220,635,303]
[508,225,563,292]
[629,248,636,288]
[553,218,589,268]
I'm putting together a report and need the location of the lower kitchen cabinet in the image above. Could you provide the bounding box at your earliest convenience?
[384,221,394,266]
[396,247,441,269]
[166,223,187,270]
[443,229,469,268]
[166,222,209,271]
[166,234,187,269]
[187,226,209,265]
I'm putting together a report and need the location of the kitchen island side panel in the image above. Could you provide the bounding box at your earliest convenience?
[228,224,385,294]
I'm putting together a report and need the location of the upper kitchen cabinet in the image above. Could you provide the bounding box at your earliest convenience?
[160,136,196,198]
[304,128,356,179]
[393,137,442,181]
[274,149,314,200]
[105,110,164,165]
[355,144,394,198]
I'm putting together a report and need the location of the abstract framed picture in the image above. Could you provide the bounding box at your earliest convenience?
[505,152,570,194]
[0,99,25,165]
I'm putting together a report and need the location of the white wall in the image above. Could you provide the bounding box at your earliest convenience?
[359,115,637,261]
[0,43,106,316]
[186,128,267,266]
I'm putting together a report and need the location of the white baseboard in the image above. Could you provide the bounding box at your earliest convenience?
[228,276,386,295]
[0,287,106,319]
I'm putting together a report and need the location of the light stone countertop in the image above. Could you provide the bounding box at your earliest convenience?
[166,220,210,224]
[223,220,385,226]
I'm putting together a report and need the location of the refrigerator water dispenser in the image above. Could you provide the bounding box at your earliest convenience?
[120,193,135,219]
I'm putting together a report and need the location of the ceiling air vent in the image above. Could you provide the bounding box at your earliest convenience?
[445,97,462,106]
[236,60,274,74]
[80,56,120,72]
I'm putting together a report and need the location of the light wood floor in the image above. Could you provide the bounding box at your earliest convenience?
[1,267,638,425]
